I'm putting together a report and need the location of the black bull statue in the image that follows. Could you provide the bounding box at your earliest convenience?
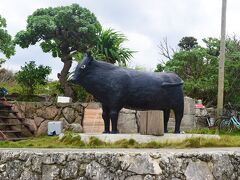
[70,54,184,134]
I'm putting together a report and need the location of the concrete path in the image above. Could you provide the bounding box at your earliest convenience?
[77,133,220,143]
[0,147,238,153]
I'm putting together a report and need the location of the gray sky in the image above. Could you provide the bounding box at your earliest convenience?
[1,0,239,80]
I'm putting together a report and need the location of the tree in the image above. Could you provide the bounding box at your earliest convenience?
[93,29,134,66]
[158,37,176,61]
[158,36,240,106]
[16,61,51,95]
[15,4,101,97]
[164,47,218,105]
[0,15,15,67]
[154,64,164,72]
[178,36,198,51]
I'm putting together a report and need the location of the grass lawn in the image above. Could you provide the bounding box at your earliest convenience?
[0,129,239,148]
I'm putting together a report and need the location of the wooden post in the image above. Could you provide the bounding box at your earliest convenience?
[139,110,164,136]
[217,0,227,117]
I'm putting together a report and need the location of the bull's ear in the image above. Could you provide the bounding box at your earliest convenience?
[87,52,93,61]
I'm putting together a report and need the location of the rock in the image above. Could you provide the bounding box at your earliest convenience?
[169,115,196,131]
[65,123,83,133]
[184,97,195,115]
[12,103,24,114]
[56,103,71,108]
[72,103,85,112]
[23,118,37,134]
[42,154,66,165]
[20,170,39,180]
[34,116,45,127]
[118,109,138,133]
[42,165,60,180]
[63,107,76,124]
[181,115,196,127]
[0,164,6,172]
[31,156,43,173]
[85,161,114,180]
[61,161,79,179]
[5,160,23,179]
[59,117,69,127]
[44,106,59,119]
[144,175,154,180]
[119,155,162,175]
[36,120,50,136]
[184,161,213,180]
[212,154,234,179]
[36,108,45,117]
[11,105,24,118]
[25,103,38,118]
[74,116,83,124]
[0,172,8,179]
[120,108,136,114]
[126,175,144,180]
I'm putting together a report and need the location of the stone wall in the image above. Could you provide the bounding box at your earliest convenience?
[0,149,239,179]
[10,102,85,136]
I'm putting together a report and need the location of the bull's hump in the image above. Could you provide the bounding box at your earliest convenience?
[128,71,183,86]
[158,72,183,86]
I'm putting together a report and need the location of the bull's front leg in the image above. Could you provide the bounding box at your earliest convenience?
[102,105,110,133]
[109,110,119,134]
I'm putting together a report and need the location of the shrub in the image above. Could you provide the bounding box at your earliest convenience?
[15,61,51,95]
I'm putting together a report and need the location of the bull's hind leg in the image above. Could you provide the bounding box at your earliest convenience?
[163,109,170,133]
[109,110,119,134]
[173,107,183,134]
[102,105,110,133]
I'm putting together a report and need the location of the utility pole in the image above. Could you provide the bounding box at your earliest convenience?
[217,0,227,116]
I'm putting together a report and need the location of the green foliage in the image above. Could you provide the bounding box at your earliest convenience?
[178,36,198,51]
[16,61,51,95]
[0,82,21,95]
[0,15,15,65]
[113,138,138,148]
[92,28,134,66]
[154,64,164,72]
[71,85,89,102]
[35,81,61,95]
[88,136,106,147]
[15,4,101,57]
[1,133,240,148]
[59,131,85,146]
[163,46,218,104]
[15,4,102,96]
[186,128,218,135]
[158,36,240,106]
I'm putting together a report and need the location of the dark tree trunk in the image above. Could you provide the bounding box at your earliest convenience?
[59,55,74,98]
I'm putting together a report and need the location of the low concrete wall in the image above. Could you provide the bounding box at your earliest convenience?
[0,148,239,180]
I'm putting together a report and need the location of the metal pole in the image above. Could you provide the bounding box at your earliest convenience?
[217,0,227,116]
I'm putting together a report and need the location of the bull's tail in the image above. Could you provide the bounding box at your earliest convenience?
[161,80,184,87]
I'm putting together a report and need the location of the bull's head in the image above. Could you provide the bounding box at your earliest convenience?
[69,52,93,84]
